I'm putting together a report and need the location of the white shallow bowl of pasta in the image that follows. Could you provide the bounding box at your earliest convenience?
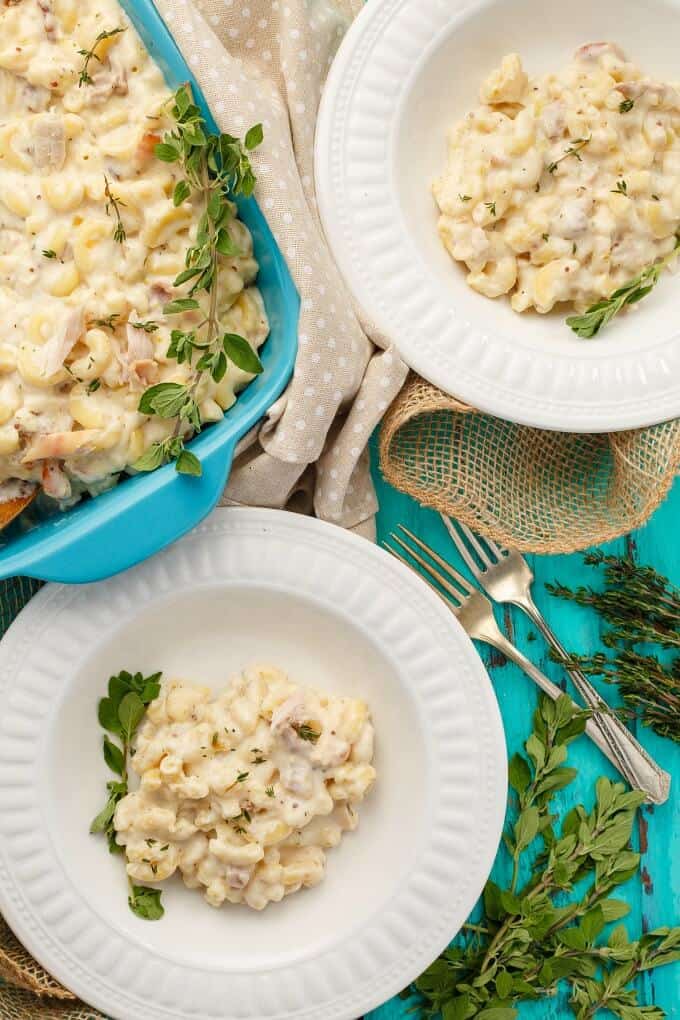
[315,0,680,431]
[0,507,506,1020]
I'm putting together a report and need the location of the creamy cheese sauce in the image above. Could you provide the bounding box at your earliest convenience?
[433,44,680,314]
[114,666,377,911]
[0,0,268,502]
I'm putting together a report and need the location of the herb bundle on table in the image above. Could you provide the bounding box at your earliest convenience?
[408,695,680,1019]
[547,552,680,742]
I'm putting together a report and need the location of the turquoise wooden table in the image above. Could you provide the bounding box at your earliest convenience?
[366,451,680,1019]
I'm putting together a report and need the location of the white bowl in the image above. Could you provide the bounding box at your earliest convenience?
[0,508,506,1020]
[315,0,680,431]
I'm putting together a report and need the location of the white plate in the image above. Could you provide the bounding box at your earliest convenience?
[315,0,680,431]
[0,508,506,1020]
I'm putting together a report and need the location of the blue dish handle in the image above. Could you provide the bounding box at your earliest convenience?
[0,438,237,584]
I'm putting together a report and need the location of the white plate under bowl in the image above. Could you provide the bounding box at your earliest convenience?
[0,508,506,1020]
[315,0,680,431]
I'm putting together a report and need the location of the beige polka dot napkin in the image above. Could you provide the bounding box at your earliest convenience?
[154,0,408,534]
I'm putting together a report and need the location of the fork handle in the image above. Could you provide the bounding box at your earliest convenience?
[516,595,670,805]
[487,628,670,804]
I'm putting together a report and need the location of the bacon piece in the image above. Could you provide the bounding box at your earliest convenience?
[574,42,625,63]
[136,132,160,164]
[37,0,58,41]
[40,460,71,500]
[124,316,159,388]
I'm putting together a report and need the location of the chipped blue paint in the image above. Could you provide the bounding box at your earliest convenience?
[368,453,680,1020]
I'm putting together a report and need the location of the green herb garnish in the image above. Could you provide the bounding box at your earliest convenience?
[135,84,264,476]
[78,27,126,87]
[104,176,126,244]
[265,786,275,798]
[411,695,680,1017]
[485,201,497,216]
[131,320,160,333]
[128,886,164,921]
[611,179,628,196]
[547,137,590,174]
[90,313,120,331]
[42,249,57,259]
[566,236,680,337]
[458,194,472,202]
[91,670,164,920]
[292,722,320,743]
[548,552,680,742]
[619,98,635,113]
[87,379,101,393]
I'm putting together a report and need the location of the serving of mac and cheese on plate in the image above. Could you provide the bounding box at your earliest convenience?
[113,666,376,912]
[432,43,680,317]
[0,0,268,507]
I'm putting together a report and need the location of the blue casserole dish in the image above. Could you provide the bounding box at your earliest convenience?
[0,0,299,584]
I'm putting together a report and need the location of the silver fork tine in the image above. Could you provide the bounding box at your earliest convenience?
[483,534,505,560]
[396,526,476,595]
[459,521,493,568]
[390,533,467,604]
[440,515,479,575]
[384,543,451,605]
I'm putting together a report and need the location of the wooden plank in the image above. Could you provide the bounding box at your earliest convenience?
[367,452,680,1020]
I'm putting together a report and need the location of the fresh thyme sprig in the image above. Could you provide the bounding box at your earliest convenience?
[547,137,590,174]
[619,98,635,113]
[133,84,264,477]
[548,552,680,742]
[90,312,121,331]
[91,670,164,920]
[566,236,680,338]
[408,695,680,1019]
[78,27,126,88]
[131,320,159,333]
[292,722,320,743]
[104,176,126,244]
[611,180,628,196]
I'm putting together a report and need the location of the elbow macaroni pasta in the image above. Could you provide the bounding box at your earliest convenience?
[113,666,377,911]
[432,43,680,315]
[0,0,268,504]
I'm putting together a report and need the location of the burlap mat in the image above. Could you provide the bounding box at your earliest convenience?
[380,374,680,554]
[0,917,103,1018]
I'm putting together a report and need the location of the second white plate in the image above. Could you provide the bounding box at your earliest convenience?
[315,0,680,431]
[0,508,506,1020]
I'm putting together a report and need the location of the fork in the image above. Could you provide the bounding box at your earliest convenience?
[385,526,669,804]
[440,517,669,805]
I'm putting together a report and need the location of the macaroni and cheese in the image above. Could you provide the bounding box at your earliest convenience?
[433,44,680,314]
[114,666,377,911]
[0,0,268,504]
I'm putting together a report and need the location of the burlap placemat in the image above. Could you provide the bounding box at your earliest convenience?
[380,375,680,554]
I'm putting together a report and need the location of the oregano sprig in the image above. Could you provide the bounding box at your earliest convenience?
[90,670,165,920]
[134,85,264,477]
[409,695,680,1019]
[567,236,680,338]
